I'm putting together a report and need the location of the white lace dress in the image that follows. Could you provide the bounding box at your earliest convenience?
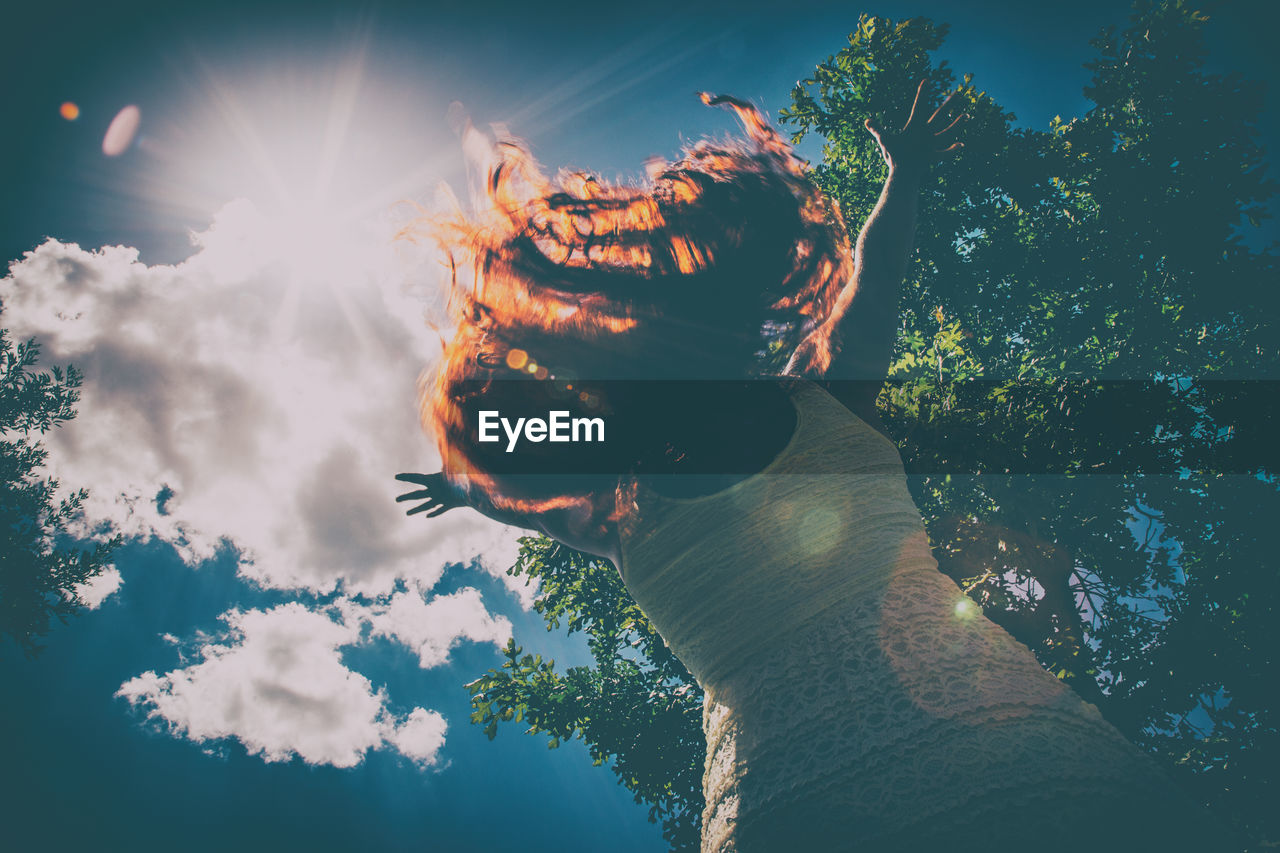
[618,381,1211,851]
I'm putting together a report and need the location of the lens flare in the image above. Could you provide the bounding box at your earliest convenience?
[60,102,80,121]
[103,105,142,156]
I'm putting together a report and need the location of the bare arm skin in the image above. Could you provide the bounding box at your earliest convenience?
[396,471,622,563]
[396,472,503,521]
[789,81,966,421]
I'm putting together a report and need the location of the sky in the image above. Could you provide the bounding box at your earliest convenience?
[0,1,1275,851]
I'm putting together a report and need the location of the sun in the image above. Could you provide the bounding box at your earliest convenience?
[263,204,363,285]
[143,37,441,347]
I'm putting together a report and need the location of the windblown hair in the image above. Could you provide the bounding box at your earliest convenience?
[408,94,854,529]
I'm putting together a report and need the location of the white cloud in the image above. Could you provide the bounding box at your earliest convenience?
[367,586,513,669]
[72,566,124,609]
[0,206,528,600]
[117,602,458,768]
[389,708,449,768]
[1,202,537,770]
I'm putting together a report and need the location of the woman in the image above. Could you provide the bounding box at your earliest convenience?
[398,84,1214,851]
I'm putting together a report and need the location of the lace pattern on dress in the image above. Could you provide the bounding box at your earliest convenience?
[618,383,1199,852]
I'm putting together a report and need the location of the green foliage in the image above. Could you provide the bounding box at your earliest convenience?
[0,329,118,657]
[465,538,705,850]
[792,4,1278,847]
[468,3,1277,849]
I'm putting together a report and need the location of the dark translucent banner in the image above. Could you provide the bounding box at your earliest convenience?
[442,379,1279,476]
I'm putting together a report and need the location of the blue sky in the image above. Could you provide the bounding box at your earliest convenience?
[0,1,1274,850]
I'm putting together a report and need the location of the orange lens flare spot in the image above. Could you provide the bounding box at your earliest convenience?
[60,102,79,121]
[505,349,528,370]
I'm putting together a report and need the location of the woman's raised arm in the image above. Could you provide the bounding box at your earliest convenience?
[396,471,620,563]
[789,80,965,417]
[396,471,532,530]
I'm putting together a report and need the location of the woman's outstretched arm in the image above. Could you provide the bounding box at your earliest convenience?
[789,80,965,417]
[395,471,621,563]
[396,471,530,528]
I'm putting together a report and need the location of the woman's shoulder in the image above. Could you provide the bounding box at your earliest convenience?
[632,378,900,508]
[784,380,895,455]
[783,377,885,426]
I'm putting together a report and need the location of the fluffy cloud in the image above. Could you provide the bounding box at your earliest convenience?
[117,602,454,768]
[0,205,525,599]
[117,593,511,767]
[387,707,450,768]
[1,201,532,769]
[72,566,124,609]
[366,586,513,669]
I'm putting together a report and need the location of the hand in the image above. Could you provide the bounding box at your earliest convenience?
[865,80,967,176]
[395,471,465,518]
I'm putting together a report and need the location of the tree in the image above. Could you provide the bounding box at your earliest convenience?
[0,328,118,657]
[467,3,1278,848]
[468,538,704,850]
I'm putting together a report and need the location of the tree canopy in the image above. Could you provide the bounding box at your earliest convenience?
[466,3,1278,849]
[0,328,117,657]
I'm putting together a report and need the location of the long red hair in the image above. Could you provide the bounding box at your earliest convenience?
[406,94,854,530]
